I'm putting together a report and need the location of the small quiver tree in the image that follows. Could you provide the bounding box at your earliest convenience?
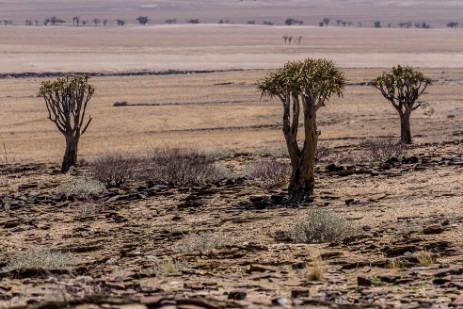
[372,65,432,144]
[39,76,94,172]
[257,58,346,203]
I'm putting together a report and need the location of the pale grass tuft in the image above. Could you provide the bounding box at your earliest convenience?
[307,256,325,281]
[145,258,188,276]
[414,250,435,266]
[176,231,232,253]
[2,248,76,273]
[59,177,105,196]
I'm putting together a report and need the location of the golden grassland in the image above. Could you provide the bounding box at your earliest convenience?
[0,68,462,163]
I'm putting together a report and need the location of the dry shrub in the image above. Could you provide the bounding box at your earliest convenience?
[2,248,76,273]
[361,136,406,162]
[246,159,290,188]
[91,153,137,187]
[414,250,435,266]
[145,258,188,276]
[146,148,227,186]
[60,177,105,196]
[287,209,359,244]
[176,231,232,253]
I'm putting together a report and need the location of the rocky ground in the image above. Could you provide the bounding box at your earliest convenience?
[0,140,462,309]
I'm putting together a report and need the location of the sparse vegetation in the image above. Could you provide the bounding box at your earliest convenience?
[2,249,76,273]
[92,153,137,188]
[146,148,227,186]
[307,256,325,281]
[59,177,106,196]
[176,231,232,253]
[145,258,188,276]
[415,250,435,266]
[39,75,95,172]
[361,136,406,161]
[372,65,432,144]
[285,18,303,26]
[246,159,290,188]
[287,209,359,244]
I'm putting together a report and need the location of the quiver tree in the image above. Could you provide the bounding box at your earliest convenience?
[258,58,346,202]
[39,76,94,172]
[372,65,432,144]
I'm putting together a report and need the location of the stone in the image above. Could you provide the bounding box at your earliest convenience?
[423,224,444,234]
[228,290,247,300]
[291,288,309,298]
[357,276,373,287]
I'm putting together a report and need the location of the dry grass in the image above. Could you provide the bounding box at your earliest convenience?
[245,159,291,188]
[145,259,188,276]
[287,209,359,244]
[307,256,326,281]
[414,250,435,266]
[2,248,76,273]
[59,177,106,196]
[176,231,233,254]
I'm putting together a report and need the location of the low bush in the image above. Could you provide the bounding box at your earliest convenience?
[60,177,105,196]
[91,153,137,187]
[246,159,290,188]
[2,248,76,273]
[176,231,232,253]
[361,136,406,162]
[287,209,359,244]
[145,258,188,276]
[146,148,227,186]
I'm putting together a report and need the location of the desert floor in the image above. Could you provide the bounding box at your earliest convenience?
[0,7,463,309]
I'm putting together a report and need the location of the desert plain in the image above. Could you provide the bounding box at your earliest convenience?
[0,0,463,308]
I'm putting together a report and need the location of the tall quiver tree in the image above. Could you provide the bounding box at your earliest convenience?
[39,76,94,172]
[372,65,432,144]
[258,59,346,202]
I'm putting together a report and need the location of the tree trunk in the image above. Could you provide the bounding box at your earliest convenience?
[287,114,318,203]
[400,112,412,144]
[62,135,79,172]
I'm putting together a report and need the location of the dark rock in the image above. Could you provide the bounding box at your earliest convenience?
[326,163,344,172]
[228,290,247,300]
[385,157,399,165]
[377,275,401,283]
[249,195,272,209]
[357,276,373,287]
[291,288,309,298]
[345,198,360,205]
[403,156,419,164]
[383,245,417,257]
[423,224,444,234]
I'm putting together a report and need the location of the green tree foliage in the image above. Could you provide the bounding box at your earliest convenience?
[39,76,95,172]
[257,59,345,202]
[372,65,432,144]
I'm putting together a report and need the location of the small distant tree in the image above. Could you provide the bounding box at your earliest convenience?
[285,18,303,26]
[374,21,381,28]
[72,16,80,26]
[372,65,432,144]
[322,18,330,26]
[82,20,88,26]
[447,21,458,28]
[116,19,125,26]
[187,18,200,24]
[287,36,293,45]
[136,16,149,25]
[103,19,108,26]
[283,35,288,44]
[3,20,13,26]
[39,76,95,172]
[25,19,33,26]
[257,59,346,202]
[92,18,101,26]
[297,36,303,44]
[165,18,177,24]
